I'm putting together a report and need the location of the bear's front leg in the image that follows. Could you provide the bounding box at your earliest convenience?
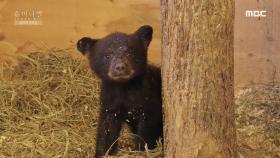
[134,119,161,151]
[94,109,122,158]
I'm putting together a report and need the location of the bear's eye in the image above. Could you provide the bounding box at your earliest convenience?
[104,55,111,60]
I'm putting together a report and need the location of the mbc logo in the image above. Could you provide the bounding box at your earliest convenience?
[245,10,267,17]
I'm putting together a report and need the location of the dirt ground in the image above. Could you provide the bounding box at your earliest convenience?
[0,0,279,87]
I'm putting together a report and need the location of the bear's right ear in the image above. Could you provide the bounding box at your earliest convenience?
[77,37,98,55]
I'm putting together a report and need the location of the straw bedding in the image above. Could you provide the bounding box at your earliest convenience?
[0,49,278,158]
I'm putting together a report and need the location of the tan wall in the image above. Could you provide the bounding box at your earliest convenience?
[0,0,161,64]
[0,0,279,86]
[235,0,280,86]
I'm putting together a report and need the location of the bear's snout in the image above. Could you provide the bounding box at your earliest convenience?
[108,57,135,82]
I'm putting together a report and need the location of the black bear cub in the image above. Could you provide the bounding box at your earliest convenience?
[77,25,163,157]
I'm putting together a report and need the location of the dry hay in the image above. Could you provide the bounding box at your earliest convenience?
[0,49,279,158]
[236,83,280,158]
[0,49,162,158]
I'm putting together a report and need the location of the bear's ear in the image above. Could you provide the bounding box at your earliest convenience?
[77,37,98,55]
[134,25,153,48]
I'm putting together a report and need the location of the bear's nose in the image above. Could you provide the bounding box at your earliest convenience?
[115,63,126,73]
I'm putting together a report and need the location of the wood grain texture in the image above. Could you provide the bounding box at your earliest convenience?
[161,0,237,157]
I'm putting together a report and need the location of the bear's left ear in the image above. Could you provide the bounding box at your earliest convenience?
[134,25,153,48]
[77,37,98,55]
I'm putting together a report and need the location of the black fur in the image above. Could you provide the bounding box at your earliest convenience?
[77,25,163,158]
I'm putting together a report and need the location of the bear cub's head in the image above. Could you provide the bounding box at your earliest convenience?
[77,25,153,83]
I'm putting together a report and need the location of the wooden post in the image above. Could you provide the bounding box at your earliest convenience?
[161,0,237,157]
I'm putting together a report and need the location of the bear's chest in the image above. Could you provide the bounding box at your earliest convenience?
[112,86,147,110]
[102,83,150,120]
